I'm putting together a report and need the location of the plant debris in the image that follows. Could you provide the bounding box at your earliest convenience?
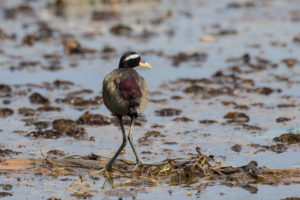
[47,197,61,200]
[1,148,299,195]
[276,117,291,123]
[67,89,93,97]
[0,146,20,157]
[0,108,14,117]
[224,112,250,123]
[199,120,218,124]
[37,105,61,112]
[77,111,111,126]
[10,61,41,71]
[0,192,13,198]
[168,52,207,66]
[91,10,117,21]
[1,184,12,191]
[138,130,165,145]
[53,80,74,89]
[0,0,300,198]
[273,133,300,144]
[63,38,83,54]
[26,130,62,139]
[26,119,87,139]
[110,24,132,36]
[248,143,287,153]
[52,119,87,139]
[47,149,66,157]
[227,2,255,9]
[18,107,36,116]
[155,108,182,116]
[281,198,300,200]
[172,117,193,122]
[55,96,102,107]
[30,121,51,130]
[282,58,297,68]
[0,84,12,97]
[29,93,49,104]
[231,144,242,152]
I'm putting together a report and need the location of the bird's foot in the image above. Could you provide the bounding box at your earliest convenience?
[132,161,144,171]
[96,164,113,174]
[96,168,105,175]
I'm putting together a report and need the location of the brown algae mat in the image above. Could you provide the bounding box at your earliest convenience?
[1,148,300,198]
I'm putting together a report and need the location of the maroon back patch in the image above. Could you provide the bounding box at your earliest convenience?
[119,79,142,100]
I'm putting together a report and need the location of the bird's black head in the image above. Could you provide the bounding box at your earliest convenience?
[118,51,152,69]
[119,51,141,68]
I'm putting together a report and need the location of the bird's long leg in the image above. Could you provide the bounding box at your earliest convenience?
[105,115,127,171]
[128,116,143,165]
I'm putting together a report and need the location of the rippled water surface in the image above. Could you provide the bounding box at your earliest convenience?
[0,0,300,199]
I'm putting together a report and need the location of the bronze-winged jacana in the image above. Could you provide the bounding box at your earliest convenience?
[102,51,152,171]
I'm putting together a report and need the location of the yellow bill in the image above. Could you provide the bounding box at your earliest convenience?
[139,61,152,69]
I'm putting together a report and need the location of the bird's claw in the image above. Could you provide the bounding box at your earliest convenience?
[96,168,105,175]
[133,161,144,171]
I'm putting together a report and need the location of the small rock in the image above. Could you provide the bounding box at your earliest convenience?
[37,105,61,112]
[0,108,13,117]
[231,144,242,152]
[27,130,61,139]
[2,184,12,191]
[169,52,207,66]
[224,112,250,123]
[53,80,74,89]
[22,34,40,45]
[53,119,87,139]
[276,117,291,123]
[32,121,51,130]
[110,24,132,36]
[155,108,182,116]
[29,93,49,104]
[217,29,237,35]
[0,84,12,97]
[0,192,12,198]
[199,119,218,124]
[77,111,111,125]
[172,117,193,122]
[255,87,274,95]
[138,130,165,145]
[171,95,182,100]
[282,58,297,68]
[273,133,300,144]
[234,104,249,110]
[18,107,35,116]
[47,197,62,200]
[101,45,116,53]
[293,34,300,44]
[0,146,20,157]
[281,197,300,200]
[91,10,116,21]
[47,149,66,157]
[63,38,83,54]
[277,104,296,108]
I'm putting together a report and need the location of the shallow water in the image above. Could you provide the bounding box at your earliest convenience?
[0,0,300,199]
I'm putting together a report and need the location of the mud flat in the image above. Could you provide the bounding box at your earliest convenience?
[0,0,300,199]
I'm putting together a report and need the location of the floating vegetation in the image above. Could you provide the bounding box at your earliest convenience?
[1,148,300,198]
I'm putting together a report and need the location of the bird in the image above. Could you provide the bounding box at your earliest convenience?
[102,51,152,171]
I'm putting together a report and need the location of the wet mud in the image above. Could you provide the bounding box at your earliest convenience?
[0,0,300,199]
[1,148,300,199]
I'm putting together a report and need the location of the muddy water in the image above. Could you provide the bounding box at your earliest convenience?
[0,0,300,199]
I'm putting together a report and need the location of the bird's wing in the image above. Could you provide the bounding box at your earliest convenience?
[119,79,142,100]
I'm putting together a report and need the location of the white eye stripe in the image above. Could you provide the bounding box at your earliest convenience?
[123,54,140,62]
